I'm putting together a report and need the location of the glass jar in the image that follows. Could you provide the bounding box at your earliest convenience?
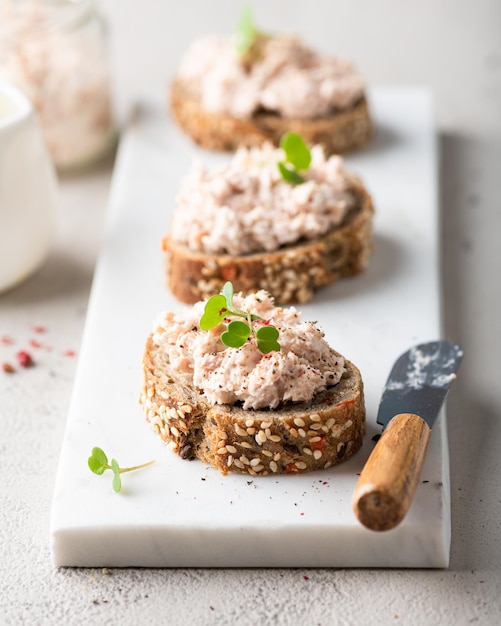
[0,0,116,172]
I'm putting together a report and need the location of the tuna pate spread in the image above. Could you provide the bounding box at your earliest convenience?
[170,143,359,256]
[176,34,365,120]
[152,290,345,410]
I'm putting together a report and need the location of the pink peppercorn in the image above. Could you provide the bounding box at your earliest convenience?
[16,351,34,367]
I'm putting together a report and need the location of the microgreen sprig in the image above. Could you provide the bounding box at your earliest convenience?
[278,132,312,185]
[88,447,155,493]
[236,5,260,57]
[200,282,280,353]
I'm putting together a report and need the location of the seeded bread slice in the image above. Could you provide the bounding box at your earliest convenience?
[140,338,365,476]
[170,78,372,154]
[164,184,374,305]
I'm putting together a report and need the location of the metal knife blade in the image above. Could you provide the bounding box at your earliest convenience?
[352,340,463,531]
[377,340,464,429]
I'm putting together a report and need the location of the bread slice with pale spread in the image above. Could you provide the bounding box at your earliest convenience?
[171,79,372,155]
[140,288,365,476]
[164,140,374,305]
[170,28,371,154]
[164,183,373,305]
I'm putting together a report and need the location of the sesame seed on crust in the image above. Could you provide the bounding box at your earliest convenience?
[140,335,365,476]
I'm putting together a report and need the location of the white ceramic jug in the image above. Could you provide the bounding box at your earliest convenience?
[0,81,57,293]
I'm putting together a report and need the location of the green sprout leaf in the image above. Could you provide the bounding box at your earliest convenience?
[277,132,312,185]
[256,325,281,353]
[88,447,155,493]
[221,281,235,308]
[221,280,249,317]
[236,5,258,56]
[221,320,252,348]
[278,162,305,185]
[88,447,108,475]
[200,282,280,354]
[281,132,312,171]
[200,283,250,333]
[200,294,228,330]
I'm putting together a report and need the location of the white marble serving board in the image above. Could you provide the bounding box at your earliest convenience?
[50,87,450,568]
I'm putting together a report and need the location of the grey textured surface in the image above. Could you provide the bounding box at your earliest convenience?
[1,1,500,624]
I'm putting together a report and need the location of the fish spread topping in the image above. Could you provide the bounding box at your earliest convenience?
[170,142,358,256]
[177,34,365,120]
[152,290,345,410]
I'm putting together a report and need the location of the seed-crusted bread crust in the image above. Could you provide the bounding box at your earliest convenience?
[170,78,372,154]
[164,185,374,305]
[140,337,365,476]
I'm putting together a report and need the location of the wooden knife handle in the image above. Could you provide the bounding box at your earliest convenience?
[352,413,431,531]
